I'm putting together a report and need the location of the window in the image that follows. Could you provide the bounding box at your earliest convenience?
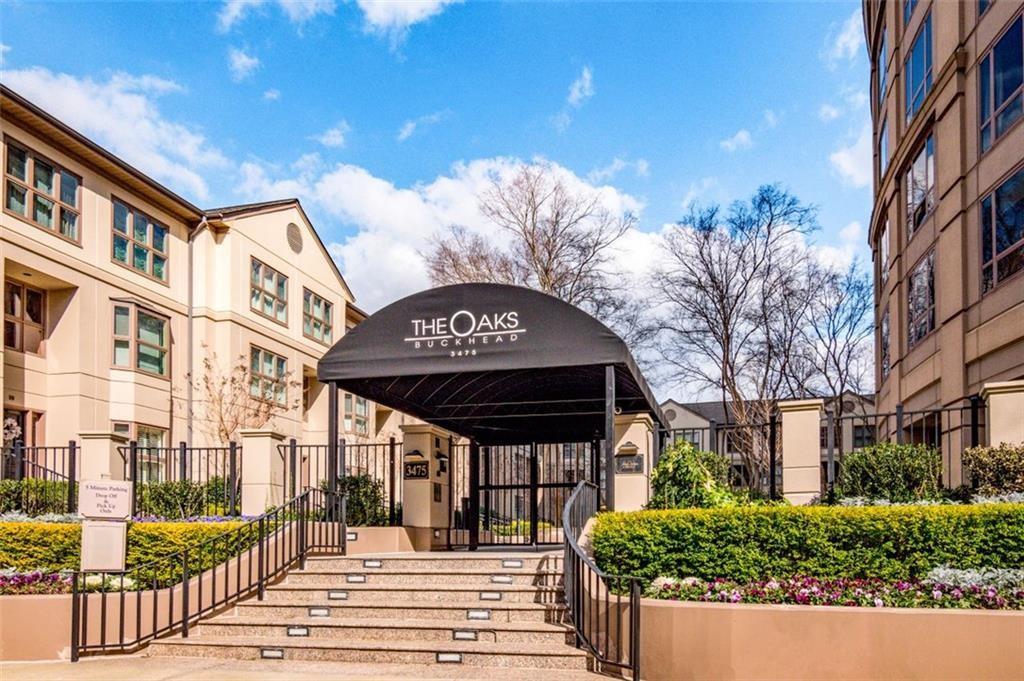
[979,16,1023,152]
[112,304,170,376]
[112,199,168,281]
[115,423,167,482]
[4,140,80,242]
[4,281,45,355]
[906,134,935,235]
[879,119,890,177]
[302,289,333,344]
[981,164,1024,292]
[343,392,368,435]
[980,0,992,16]
[853,425,876,449]
[250,346,287,406]
[879,220,891,286]
[905,13,933,123]
[250,258,287,325]
[877,31,888,107]
[4,409,44,448]
[881,306,891,380]
[904,0,918,25]
[907,251,935,348]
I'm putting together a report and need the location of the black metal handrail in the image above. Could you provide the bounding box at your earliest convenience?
[562,480,641,681]
[70,487,347,661]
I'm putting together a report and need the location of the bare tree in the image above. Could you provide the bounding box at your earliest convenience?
[185,347,300,444]
[425,163,647,345]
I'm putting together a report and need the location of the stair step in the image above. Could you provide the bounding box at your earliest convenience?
[303,554,561,572]
[288,569,563,587]
[264,583,565,604]
[196,616,574,644]
[237,599,567,623]
[148,635,590,670]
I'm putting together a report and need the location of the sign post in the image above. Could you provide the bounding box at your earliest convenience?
[79,480,132,572]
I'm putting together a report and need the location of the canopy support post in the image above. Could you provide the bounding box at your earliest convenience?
[327,382,339,517]
[604,364,616,510]
[468,439,480,551]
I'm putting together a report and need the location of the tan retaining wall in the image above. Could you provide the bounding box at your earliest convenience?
[640,598,1024,681]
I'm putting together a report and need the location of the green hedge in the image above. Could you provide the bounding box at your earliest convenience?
[0,520,248,582]
[591,504,1024,582]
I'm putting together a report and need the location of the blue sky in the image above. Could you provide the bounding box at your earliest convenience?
[0,0,872,312]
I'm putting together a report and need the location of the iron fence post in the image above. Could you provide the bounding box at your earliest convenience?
[178,441,188,482]
[468,439,480,551]
[70,572,80,662]
[895,404,904,444]
[182,547,190,638]
[388,437,397,525]
[768,415,778,500]
[969,395,980,448]
[630,579,641,681]
[709,420,718,454]
[339,438,347,554]
[129,441,139,518]
[67,441,78,513]
[288,438,297,500]
[529,441,539,546]
[257,517,266,600]
[229,441,239,516]
[13,440,24,481]
[826,410,836,502]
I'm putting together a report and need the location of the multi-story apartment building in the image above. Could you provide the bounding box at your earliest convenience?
[0,85,398,451]
[864,2,1024,431]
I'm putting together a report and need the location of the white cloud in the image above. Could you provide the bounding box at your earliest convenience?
[313,120,352,148]
[567,66,594,108]
[396,110,449,142]
[680,177,719,207]
[719,129,752,152]
[217,0,336,32]
[818,103,842,122]
[812,220,865,272]
[1,67,228,201]
[263,88,281,101]
[826,10,865,67]
[587,157,650,183]
[763,109,779,129]
[237,155,643,311]
[228,47,260,81]
[356,0,461,46]
[829,122,872,188]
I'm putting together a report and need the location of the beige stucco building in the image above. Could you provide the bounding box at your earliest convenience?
[0,85,403,451]
[864,1,1024,417]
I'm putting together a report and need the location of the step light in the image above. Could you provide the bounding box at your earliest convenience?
[467,609,491,620]
[286,626,309,637]
[501,559,523,569]
[260,648,285,659]
[490,575,513,584]
[479,591,502,601]
[346,574,367,583]
[308,607,330,617]
[363,559,382,568]
[437,653,463,664]
[327,590,349,600]
[346,531,358,541]
[452,630,478,641]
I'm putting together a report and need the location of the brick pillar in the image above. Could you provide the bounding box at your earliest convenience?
[981,380,1024,446]
[78,432,128,481]
[240,429,285,516]
[778,399,824,505]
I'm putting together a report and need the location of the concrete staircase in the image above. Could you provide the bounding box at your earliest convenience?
[148,551,596,674]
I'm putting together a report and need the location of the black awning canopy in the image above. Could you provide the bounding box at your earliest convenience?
[317,283,664,445]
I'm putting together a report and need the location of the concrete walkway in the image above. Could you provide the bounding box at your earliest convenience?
[1,655,606,680]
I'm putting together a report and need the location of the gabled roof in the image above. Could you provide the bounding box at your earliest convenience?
[661,390,875,425]
[205,198,355,304]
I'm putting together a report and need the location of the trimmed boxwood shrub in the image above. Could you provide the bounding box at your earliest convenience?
[591,503,1024,583]
[0,520,248,581]
[963,443,1024,495]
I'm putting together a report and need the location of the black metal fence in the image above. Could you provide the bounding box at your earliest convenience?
[562,480,640,681]
[0,441,78,514]
[119,443,241,518]
[71,487,347,661]
[280,438,401,526]
[822,397,985,493]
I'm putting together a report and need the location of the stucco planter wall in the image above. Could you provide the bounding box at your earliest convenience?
[640,597,1024,681]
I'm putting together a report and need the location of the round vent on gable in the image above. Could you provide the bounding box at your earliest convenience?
[664,408,677,422]
[286,223,303,254]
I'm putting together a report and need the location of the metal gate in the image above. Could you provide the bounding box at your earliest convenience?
[449,440,598,548]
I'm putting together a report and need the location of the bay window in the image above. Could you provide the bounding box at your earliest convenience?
[112,303,170,376]
[981,164,1024,293]
[979,15,1023,152]
[907,251,935,348]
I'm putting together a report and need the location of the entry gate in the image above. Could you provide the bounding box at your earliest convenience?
[449,440,598,548]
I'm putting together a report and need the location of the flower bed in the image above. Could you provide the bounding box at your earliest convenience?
[647,575,1024,610]
[0,570,71,595]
